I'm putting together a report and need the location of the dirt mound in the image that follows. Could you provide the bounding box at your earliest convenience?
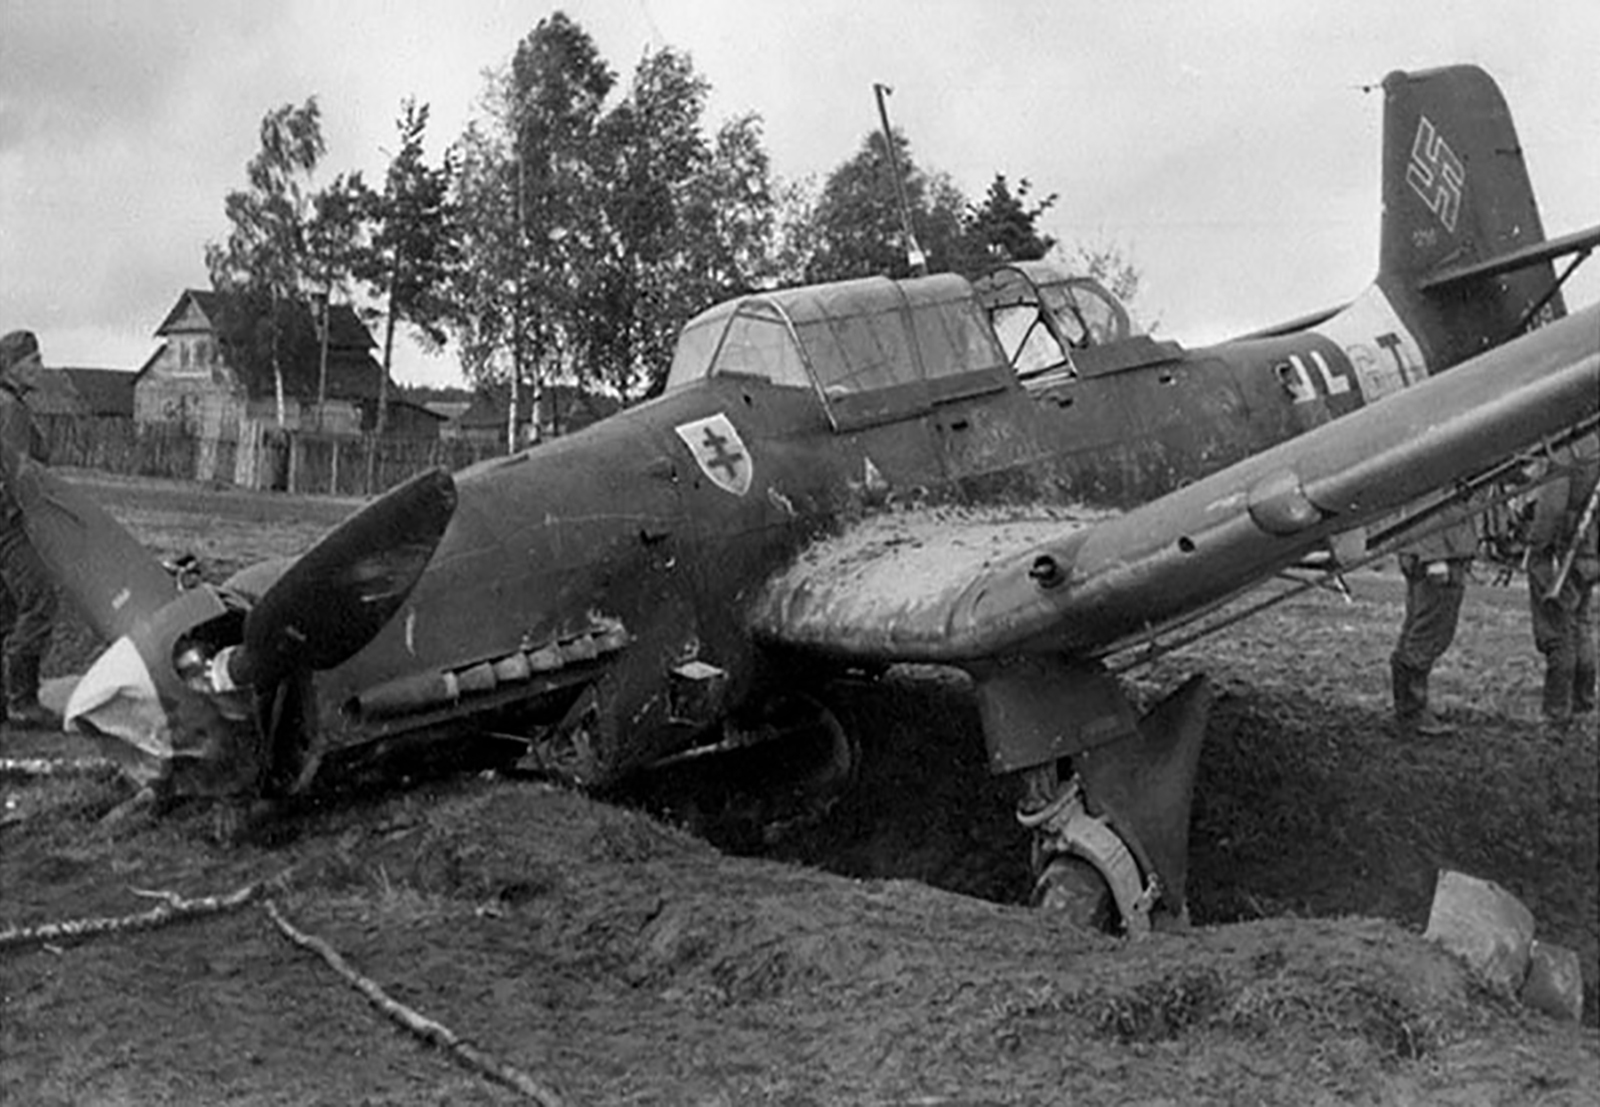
[2,768,1595,1106]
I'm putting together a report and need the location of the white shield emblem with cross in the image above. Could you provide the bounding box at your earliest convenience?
[674,413,753,496]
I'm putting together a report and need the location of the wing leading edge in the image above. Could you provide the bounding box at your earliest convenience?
[751,303,1600,664]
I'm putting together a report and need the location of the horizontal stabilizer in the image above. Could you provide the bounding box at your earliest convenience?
[1419,224,1600,292]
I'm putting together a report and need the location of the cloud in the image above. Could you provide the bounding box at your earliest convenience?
[0,2,292,365]
[0,1,274,151]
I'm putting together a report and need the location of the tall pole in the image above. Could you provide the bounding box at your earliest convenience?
[873,83,927,277]
[511,144,525,454]
[316,286,331,433]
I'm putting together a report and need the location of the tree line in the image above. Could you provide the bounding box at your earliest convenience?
[207,10,1137,439]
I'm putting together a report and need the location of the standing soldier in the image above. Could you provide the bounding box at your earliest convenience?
[0,330,63,729]
[1390,505,1479,737]
[1526,433,1600,732]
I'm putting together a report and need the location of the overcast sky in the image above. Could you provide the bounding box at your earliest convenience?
[3,0,1596,386]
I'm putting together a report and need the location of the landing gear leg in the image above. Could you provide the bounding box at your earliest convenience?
[1019,764,1157,936]
[983,661,1214,936]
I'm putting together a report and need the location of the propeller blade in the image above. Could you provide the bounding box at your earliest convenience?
[226,467,457,689]
[10,457,178,642]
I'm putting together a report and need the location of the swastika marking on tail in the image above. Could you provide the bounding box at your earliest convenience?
[1406,116,1465,233]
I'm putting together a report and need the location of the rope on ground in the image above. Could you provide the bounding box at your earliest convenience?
[0,879,267,953]
[261,898,567,1107]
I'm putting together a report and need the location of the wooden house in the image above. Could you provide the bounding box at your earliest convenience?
[134,289,430,439]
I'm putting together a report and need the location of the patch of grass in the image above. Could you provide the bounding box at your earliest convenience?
[984,959,1449,1066]
[709,944,809,1003]
[296,817,567,910]
[1091,967,1227,1044]
[2,771,134,835]
[587,806,701,863]
[1219,969,1446,1062]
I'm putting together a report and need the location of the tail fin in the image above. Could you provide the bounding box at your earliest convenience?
[1377,65,1563,366]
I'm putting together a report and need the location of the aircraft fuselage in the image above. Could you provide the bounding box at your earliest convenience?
[307,311,1404,788]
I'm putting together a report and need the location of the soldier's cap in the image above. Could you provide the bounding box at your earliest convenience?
[0,330,41,376]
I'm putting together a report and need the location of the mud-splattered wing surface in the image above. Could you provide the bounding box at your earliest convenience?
[751,504,1115,660]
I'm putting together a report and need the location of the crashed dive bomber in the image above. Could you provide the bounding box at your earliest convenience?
[18,65,1599,935]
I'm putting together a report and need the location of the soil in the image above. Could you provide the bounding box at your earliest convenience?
[1,472,1596,1106]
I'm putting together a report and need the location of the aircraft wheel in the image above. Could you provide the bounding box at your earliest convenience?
[1033,854,1117,932]
[642,694,861,849]
[754,693,860,837]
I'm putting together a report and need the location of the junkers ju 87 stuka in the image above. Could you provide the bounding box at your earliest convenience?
[18,64,1599,934]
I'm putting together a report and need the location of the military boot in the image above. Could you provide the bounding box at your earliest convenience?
[1406,710,1456,737]
[1391,658,1454,737]
[1541,656,1575,730]
[1573,660,1597,717]
[4,654,60,730]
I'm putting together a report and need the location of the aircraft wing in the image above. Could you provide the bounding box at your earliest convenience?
[750,303,1600,665]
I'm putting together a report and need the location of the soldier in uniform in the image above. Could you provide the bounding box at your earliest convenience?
[0,330,63,729]
[1389,504,1479,737]
[1526,433,1600,731]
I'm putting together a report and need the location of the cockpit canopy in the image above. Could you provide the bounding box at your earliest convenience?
[973,261,1138,377]
[664,262,1138,423]
[665,273,1006,397]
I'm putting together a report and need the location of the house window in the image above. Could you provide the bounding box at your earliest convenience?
[171,336,208,376]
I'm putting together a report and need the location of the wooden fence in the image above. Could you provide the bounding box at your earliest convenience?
[279,431,505,496]
[39,415,507,497]
[40,415,198,480]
